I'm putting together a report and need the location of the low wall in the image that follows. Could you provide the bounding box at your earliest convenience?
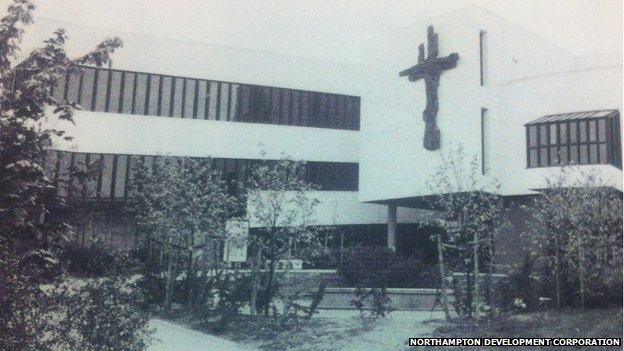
[317,287,451,311]
[280,269,342,295]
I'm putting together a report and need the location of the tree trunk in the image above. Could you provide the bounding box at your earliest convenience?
[159,244,165,278]
[264,260,276,316]
[249,238,263,316]
[554,232,562,309]
[436,232,451,321]
[185,249,194,303]
[147,236,153,268]
[280,240,294,320]
[578,240,586,308]
[473,232,480,320]
[487,232,495,322]
[164,249,175,313]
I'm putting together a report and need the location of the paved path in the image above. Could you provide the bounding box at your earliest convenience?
[148,319,254,351]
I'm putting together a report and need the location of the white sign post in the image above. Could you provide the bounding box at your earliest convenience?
[223,219,249,264]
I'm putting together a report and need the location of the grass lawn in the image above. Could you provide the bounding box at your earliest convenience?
[218,310,446,351]
[417,308,623,351]
[162,308,621,350]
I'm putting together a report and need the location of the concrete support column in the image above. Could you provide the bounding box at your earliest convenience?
[387,204,397,252]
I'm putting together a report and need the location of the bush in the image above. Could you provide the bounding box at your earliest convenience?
[60,239,116,277]
[350,286,392,321]
[338,246,438,288]
[135,272,167,310]
[305,248,339,269]
[47,276,151,350]
[1,264,151,351]
[499,255,540,312]
[188,271,255,332]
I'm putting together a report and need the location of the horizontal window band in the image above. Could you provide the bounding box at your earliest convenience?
[45,150,360,202]
[50,66,361,131]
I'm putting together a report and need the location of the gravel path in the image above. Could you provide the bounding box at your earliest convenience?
[148,319,256,351]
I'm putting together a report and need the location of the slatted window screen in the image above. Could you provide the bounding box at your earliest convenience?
[45,151,360,202]
[55,66,360,131]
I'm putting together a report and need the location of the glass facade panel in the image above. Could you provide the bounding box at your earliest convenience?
[108,71,122,112]
[208,82,218,120]
[79,68,95,109]
[196,80,208,119]
[183,79,196,118]
[218,83,230,121]
[559,147,568,165]
[579,121,588,142]
[148,75,161,116]
[539,125,547,145]
[549,124,557,145]
[549,147,558,166]
[86,154,99,198]
[114,155,127,198]
[539,148,548,167]
[569,146,578,165]
[529,149,538,167]
[599,144,608,164]
[66,73,81,106]
[172,78,184,117]
[69,153,87,199]
[160,76,172,116]
[598,119,607,142]
[579,145,588,164]
[121,72,135,114]
[93,69,109,112]
[229,84,239,121]
[100,154,114,198]
[133,73,148,115]
[589,144,598,163]
[569,122,577,143]
[589,120,597,142]
[559,123,567,144]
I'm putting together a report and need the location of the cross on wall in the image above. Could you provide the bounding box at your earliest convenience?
[399,25,459,151]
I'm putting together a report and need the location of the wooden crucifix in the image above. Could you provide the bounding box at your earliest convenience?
[399,26,459,151]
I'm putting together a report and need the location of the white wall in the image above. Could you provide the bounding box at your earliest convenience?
[20,18,362,97]
[247,191,437,228]
[48,110,359,163]
[359,8,494,202]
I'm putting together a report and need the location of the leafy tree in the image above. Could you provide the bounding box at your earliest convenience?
[0,0,122,255]
[125,156,238,312]
[246,156,322,316]
[427,145,508,321]
[0,1,153,349]
[528,166,623,308]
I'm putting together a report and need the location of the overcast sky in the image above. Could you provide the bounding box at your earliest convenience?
[4,0,622,62]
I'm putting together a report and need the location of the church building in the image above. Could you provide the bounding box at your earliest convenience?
[27,7,622,269]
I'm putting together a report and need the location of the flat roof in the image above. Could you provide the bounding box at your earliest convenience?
[525,109,619,125]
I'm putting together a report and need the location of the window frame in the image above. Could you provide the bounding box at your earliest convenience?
[526,115,621,169]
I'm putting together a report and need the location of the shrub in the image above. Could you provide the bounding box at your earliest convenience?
[350,286,392,322]
[305,248,339,269]
[61,239,116,277]
[47,276,151,350]
[499,255,540,312]
[338,246,438,288]
[1,264,151,351]
[188,271,255,332]
[135,272,167,311]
